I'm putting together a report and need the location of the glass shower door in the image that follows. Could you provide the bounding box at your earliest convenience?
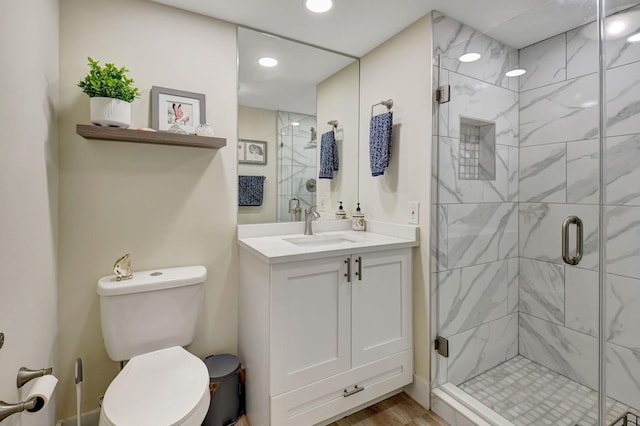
[430,1,616,424]
[602,2,640,424]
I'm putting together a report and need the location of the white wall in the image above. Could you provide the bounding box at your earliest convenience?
[0,0,59,425]
[317,61,360,216]
[358,15,433,395]
[238,106,277,224]
[58,0,238,418]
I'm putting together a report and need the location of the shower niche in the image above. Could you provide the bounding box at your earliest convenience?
[458,117,495,181]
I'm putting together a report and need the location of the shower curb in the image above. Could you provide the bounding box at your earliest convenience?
[432,384,515,426]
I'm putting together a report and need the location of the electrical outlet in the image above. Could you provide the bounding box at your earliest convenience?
[408,201,419,225]
[319,197,327,210]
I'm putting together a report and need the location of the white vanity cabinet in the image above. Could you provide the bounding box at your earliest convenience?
[239,245,413,426]
[351,249,412,367]
[271,255,351,396]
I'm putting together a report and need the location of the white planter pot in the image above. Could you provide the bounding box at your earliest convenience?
[90,97,131,128]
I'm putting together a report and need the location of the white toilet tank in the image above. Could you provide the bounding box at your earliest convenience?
[97,265,207,361]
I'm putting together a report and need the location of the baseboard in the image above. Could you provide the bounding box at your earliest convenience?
[403,373,430,410]
[56,408,101,426]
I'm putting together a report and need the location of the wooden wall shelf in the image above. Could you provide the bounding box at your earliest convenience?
[76,124,226,149]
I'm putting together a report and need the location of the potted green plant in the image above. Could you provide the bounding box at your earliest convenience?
[77,57,141,128]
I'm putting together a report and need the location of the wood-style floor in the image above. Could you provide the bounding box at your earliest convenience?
[327,392,448,426]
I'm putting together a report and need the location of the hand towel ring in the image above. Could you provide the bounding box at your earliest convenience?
[371,99,393,117]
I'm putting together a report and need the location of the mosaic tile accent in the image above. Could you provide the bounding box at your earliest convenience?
[438,137,509,204]
[459,355,636,426]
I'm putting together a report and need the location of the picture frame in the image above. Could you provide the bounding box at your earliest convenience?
[151,86,206,134]
[238,139,267,165]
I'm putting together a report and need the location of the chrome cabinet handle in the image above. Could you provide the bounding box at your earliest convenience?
[344,258,351,282]
[562,215,583,265]
[343,385,364,397]
[355,257,362,280]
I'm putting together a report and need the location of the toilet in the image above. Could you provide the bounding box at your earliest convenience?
[97,265,210,426]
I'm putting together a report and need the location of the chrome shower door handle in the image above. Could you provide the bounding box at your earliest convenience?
[562,215,584,265]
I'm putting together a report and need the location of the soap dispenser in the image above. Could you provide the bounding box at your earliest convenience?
[352,203,365,231]
[335,201,347,219]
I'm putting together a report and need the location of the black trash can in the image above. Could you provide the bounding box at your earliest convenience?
[202,354,243,426]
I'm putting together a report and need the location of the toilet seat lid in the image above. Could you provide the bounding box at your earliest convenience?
[102,346,209,426]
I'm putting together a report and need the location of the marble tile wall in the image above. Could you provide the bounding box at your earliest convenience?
[277,111,317,222]
[516,4,640,411]
[431,12,519,387]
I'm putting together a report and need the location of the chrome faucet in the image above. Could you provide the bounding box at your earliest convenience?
[304,206,321,235]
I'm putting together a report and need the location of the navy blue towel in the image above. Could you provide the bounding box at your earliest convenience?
[319,131,339,179]
[238,175,266,206]
[369,112,393,176]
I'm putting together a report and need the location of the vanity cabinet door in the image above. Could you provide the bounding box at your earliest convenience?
[351,248,412,367]
[271,255,351,396]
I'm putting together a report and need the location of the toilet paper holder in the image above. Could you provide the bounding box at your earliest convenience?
[0,397,41,422]
[0,367,53,423]
[17,367,53,388]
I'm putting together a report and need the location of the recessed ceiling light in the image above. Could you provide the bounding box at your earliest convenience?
[505,69,526,77]
[258,57,278,67]
[628,32,640,42]
[581,10,640,40]
[607,19,627,37]
[291,122,300,126]
[581,100,598,108]
[459,53,481,63]
[305,0,333,13]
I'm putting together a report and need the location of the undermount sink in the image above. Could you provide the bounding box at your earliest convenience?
[284,234,362,247]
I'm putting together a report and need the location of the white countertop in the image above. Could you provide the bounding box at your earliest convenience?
[237,220,419,264]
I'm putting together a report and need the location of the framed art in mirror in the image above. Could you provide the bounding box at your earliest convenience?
[238,139,267,165]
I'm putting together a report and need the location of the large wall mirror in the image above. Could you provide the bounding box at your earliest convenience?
[237,27,360,224]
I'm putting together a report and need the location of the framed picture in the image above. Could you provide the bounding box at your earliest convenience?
[238,139,267,165]
[151,86,206,134]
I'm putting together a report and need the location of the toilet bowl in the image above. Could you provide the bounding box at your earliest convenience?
[96,266,210,426]
[99,346,210,426]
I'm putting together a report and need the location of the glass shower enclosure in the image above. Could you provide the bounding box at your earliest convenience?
[277,111,317,222]
[430,1,640,424]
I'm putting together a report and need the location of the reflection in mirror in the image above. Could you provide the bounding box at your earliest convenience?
[237,27,359,224]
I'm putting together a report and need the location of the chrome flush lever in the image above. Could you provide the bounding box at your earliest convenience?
[562,215,584,265]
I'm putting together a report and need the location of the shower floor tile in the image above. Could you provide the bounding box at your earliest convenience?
[458,355,636,426]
